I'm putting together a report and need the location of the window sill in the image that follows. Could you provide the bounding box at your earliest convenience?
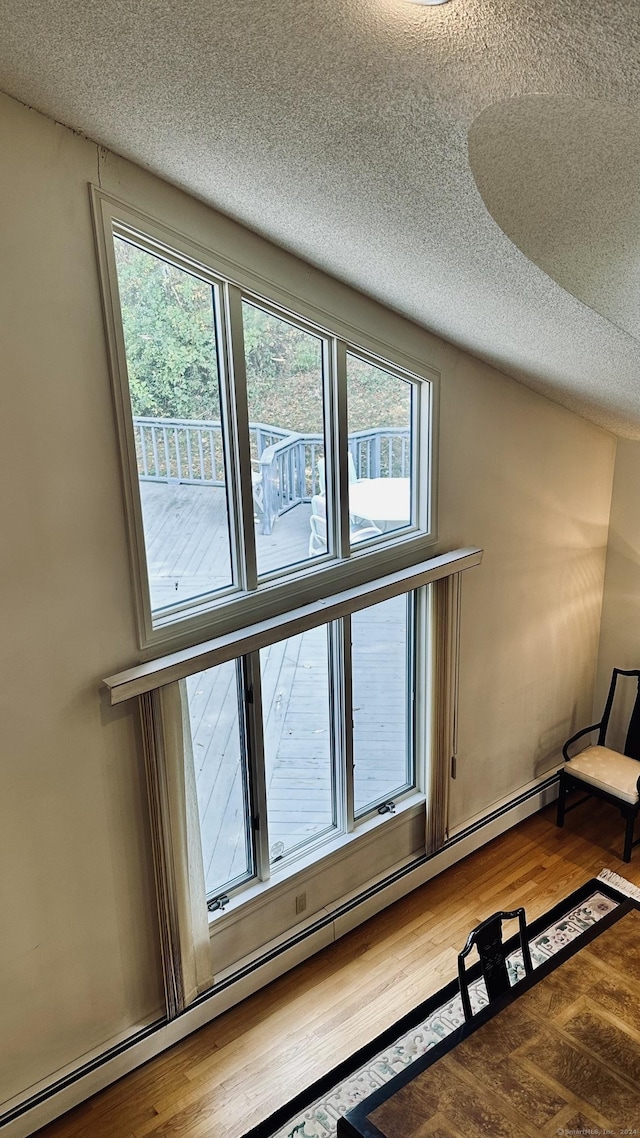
[207,792,426,934]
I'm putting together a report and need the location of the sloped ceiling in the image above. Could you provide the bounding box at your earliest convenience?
[1,0,640,435]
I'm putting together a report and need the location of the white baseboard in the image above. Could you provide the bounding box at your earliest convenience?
[1,774,558,1137]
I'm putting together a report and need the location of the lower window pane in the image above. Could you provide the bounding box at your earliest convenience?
[260,625,337,862]
[186,662,253,897]
[352,594,413,815]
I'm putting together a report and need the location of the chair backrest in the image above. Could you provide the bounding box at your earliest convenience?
[350,522,381,546]
[308,514,327,556]
[311,493,326,518]
[457,907,533,1022]
[316,453,358,496]
[599,668,640,760]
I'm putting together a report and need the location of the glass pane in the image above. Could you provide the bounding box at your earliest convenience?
[186,662,253,897]
[346,354,413,547]
[352,594,413,815]
[242,301,328,576]
[113,237,234,615]
[260,626,336,861]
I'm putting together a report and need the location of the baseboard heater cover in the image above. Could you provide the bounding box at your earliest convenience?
[0,772,559,1137]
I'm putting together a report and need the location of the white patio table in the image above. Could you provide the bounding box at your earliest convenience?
[348,477,411,532]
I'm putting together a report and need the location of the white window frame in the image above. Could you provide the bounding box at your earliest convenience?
[91,187,439,654]
[92,185,483,1010]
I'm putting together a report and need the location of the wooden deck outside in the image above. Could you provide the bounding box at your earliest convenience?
[140,482,408,897]
[139,481,314,609]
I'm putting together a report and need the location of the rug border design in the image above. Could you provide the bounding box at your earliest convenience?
[240,872,636,1138]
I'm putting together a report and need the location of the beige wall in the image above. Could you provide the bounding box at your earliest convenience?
[0,97,163,1106]
[0,88,616,1108]
[596,438,640,739]
[437,353,615,826]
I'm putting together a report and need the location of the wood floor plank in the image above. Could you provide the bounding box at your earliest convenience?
[34,799,640,1138]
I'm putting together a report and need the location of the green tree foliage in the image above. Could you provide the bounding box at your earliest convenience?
[114,239,411,433]
[114,238,221,419]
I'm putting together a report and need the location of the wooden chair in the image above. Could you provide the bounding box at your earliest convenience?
[457,908,533,1022]
[556,667,640,862]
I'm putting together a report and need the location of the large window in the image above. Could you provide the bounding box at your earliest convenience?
[93,192,436,650]
[94,191,477,1006]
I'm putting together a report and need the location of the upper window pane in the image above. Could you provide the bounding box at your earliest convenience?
[113,237,235,615]
[242,301,329,577]
[346,354,413,548]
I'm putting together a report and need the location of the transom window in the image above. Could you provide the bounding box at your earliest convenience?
[94,195,436,649]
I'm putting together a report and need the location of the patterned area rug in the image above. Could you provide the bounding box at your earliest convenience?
[244,871,639,1138]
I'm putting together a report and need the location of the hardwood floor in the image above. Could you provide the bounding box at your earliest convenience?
[361,908,640,1138]
[36,799,640,1138]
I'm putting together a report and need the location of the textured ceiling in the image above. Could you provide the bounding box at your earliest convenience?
[1,0,640,435]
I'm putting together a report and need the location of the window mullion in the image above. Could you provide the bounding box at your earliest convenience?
[333,340,351,559]
[225,284,258,591]
[406,591,417,792]
[241,653,271,880]
[336,616,355,832]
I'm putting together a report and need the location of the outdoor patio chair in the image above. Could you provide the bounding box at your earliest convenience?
[308,514,327,557]
[316,454,373,527]
[250,460,263,521]
[457,907,533,1022]
[556,667,640,861]
[350,521,382,545]
[316,454,358,494]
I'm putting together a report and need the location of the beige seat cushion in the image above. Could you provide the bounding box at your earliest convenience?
[565,745,640,805]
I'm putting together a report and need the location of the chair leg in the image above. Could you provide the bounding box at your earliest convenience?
[556,770,567,828]
[623,811,635,863]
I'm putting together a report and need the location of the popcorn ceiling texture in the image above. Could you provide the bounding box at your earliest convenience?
[1,0,639,434]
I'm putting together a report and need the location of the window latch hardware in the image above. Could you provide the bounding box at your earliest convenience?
[378,800,396,815]
[207,893,230,913]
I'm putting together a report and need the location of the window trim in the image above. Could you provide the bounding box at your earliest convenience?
[91,186,440,653]
[104,547,482,703]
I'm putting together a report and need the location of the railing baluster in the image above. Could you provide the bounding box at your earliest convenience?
[174,426,182,480]
[162,426,170,480]
[138,424,148,478]
[133,419,410,528]
[151,424,159,478]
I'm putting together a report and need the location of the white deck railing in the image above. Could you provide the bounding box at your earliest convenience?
[133,417,410,534]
